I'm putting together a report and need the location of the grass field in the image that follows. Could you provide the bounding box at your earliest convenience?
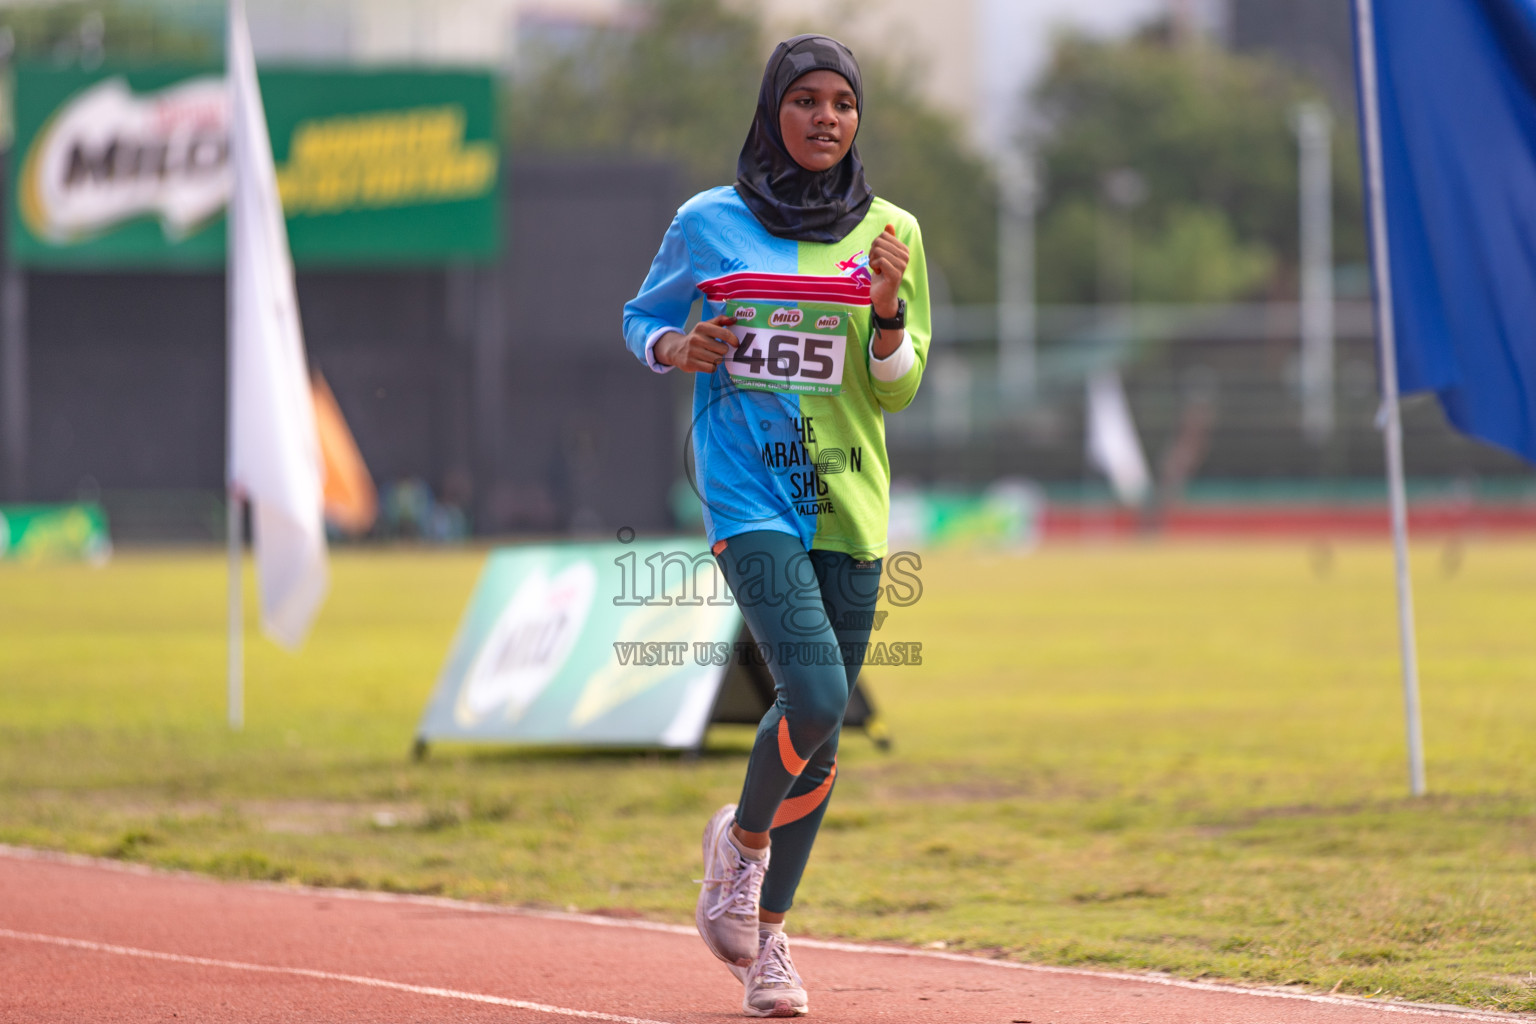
[2,540,1535,1011]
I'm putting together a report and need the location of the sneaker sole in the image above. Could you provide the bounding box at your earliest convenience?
[696,805,756,968]
[732,953,808,1016]
[742,998,808,1017]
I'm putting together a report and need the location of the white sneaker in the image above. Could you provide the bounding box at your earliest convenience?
[695,804,767,967]
[731,929,809,1017]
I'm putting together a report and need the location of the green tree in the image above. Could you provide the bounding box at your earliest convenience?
[0,2,217,145]
[508,0,761,193]
[856,61,996,306]
[1027,30,1364,305]
[0,2,217,64]
[508,0,997,304]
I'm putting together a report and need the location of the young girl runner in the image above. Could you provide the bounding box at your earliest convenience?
[622,34,929,1018]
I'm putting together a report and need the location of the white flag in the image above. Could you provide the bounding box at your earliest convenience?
[1086,368,1151,507]
[227,0,327,649]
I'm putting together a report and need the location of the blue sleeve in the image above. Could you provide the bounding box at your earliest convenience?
[623,212,699,369]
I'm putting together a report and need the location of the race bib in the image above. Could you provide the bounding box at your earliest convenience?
[724,300,848,396]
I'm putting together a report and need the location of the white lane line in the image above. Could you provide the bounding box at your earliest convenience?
[245,887,1524,1023]
[0,927,675,1024]
[1,845,1523,1023]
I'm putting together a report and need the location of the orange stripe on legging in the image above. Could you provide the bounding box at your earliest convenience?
[776,717,809,776]
[772,761,837,829]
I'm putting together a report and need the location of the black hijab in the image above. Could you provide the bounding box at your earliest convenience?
[735,34,873,244]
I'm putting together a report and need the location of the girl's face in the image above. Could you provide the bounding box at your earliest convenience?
[778,70,858,172]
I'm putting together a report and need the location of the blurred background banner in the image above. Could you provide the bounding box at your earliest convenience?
[0,501,109,561]
[416,540,742,751]
[9,64,500,268]
[1363,0,1536,466]
[888,481,1043,550]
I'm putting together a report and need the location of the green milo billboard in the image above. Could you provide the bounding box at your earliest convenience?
[9,65,500,268]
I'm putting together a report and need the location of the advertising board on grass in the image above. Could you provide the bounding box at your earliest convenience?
[416,540,743,752]
[10,65,501,268]
[0,503,111,562]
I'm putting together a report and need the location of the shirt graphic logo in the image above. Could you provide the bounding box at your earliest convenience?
[836,250,872,288]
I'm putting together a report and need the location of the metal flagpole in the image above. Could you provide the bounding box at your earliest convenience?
[1294,100,1335,444]
[997,150,1037,402]
[226,0,244,732]
[1354,0,1426,796]
[227,489,243,730]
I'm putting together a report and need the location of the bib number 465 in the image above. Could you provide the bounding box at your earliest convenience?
[732,332,835,380]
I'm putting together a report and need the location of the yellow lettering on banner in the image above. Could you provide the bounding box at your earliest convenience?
[276,154,500,212]
[277,104,497,215]
[315,170,358,212]
[362,164,403,204]
[455,146,497,195]
[409,109,461,154]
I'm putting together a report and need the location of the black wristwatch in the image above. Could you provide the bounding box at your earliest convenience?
[870,298,906,332]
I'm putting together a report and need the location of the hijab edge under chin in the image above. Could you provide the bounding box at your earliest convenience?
[734,34,874,245]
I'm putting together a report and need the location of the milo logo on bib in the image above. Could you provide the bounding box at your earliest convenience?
[725,300,849,397]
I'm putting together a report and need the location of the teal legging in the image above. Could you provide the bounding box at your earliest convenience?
[714,529,882,913]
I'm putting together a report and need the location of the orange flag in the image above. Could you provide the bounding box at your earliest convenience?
[310,370,378,535]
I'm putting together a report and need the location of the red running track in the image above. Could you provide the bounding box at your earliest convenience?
[0,847,1522,1024]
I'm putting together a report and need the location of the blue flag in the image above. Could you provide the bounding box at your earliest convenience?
[1360,0,1536,463]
